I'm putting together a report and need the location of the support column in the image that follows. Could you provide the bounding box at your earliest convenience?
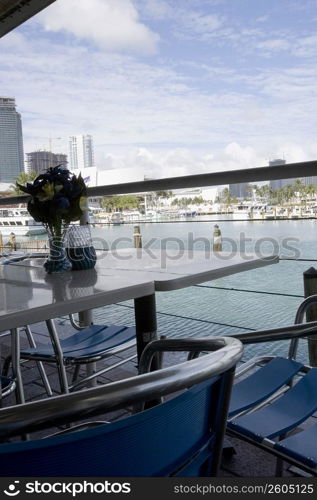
[303,267,317,366]
[134,293,159,370]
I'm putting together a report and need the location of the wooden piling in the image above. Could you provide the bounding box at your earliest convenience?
[303,267,317,366]
[8,232,17,251]
[133,225,142,248]
[213,224,222,252]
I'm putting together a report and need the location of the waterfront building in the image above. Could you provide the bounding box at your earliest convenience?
[26,150,68,174]
[69,134,94,170]
[229,182,250,199]
[268,158,316,188]
[0,97,24,183]
[269,159,288,190]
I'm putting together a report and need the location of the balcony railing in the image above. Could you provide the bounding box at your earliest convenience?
[1,159,317,206]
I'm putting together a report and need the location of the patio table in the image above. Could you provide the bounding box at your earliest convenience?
[0,249,278,401]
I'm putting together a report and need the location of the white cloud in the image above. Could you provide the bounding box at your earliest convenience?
[293,35,317,57]
[38,0,160,55]
[256,38,291,53]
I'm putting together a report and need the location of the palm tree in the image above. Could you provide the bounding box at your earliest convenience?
[305,184,316,203]
[293,179,306,203]
[11,171,37,194]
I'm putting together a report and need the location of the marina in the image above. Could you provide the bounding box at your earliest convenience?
[3,215,316,362]
[2,0,317,483]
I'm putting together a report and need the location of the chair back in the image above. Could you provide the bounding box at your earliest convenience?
[0,337,243,477]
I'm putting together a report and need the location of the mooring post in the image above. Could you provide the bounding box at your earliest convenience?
[213,224,222,252]
[303,267,317,366]
[9,232,17,251]
[133,225,142,248]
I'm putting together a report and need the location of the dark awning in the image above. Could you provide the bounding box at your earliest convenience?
[0,0,56,37]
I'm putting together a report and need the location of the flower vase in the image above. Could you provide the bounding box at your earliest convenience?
[66,225,97,271]
[44,232,72,274]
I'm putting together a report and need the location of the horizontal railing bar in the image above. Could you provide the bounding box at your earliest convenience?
[1,159,317,206]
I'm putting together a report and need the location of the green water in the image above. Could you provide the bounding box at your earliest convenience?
[34,216,317,362]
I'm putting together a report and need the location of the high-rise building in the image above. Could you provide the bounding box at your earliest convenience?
[0,97,24,182]
[68,135,94,170]
[26,151,68,175]
[229,182,250,199]
[269,159,287,190]
[268,158,315,189]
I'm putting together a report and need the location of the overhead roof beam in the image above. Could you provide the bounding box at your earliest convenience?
[0,0,56,37]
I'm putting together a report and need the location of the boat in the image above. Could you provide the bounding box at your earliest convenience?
[122,210,142,222]
[0,208,46,235]
[110,212,124,225]
[231,203,253,220]
[144,210,161,221]
[232,203,268,220]
[178,210,197,217]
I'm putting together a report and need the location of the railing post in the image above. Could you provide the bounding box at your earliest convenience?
[303,267,317,366]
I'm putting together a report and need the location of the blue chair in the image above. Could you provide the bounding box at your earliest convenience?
[227,295,317,476]
[3,320,136,394]
[0,337,243,477]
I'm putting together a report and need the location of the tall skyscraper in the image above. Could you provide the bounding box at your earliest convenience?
[68,134,94,170]
[269,159,287,190]
[269,158,317,188]
[0,97,24,182]
[26,151,68,175]
[229,182,250,199]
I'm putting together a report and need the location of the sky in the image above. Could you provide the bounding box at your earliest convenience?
[1,0,317,179]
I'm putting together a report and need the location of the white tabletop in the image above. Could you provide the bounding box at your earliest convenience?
[0,264,154,332]
[94,249,279,291]
[0,249,278,331]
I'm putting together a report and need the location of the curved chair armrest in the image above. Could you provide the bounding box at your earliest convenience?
[0,336,243,439]
[139,337,228,375]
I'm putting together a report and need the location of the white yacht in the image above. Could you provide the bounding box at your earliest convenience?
[0,208,46,236]
[232,203,253,220]
[232,203,268,220]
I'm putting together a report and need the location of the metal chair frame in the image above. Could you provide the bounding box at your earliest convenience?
[226,295,317,476]
[0,337,243,477]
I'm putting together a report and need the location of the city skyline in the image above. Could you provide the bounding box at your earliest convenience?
[1,0,317,180]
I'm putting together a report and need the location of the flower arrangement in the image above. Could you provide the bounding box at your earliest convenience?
[17,165,87,236]
[17,165,88,272]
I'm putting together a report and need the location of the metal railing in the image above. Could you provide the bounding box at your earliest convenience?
[1,159,317,206]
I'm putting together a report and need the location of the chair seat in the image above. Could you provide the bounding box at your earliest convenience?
[274,423,317,469]
[229,357,303,417]
[228,368,317,442]
[20,324,136,363]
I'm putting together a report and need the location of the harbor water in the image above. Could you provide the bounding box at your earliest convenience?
[32,216,317,363]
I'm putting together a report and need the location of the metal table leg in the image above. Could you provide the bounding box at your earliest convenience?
[10,327,25,404]
[134,293,159,371]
